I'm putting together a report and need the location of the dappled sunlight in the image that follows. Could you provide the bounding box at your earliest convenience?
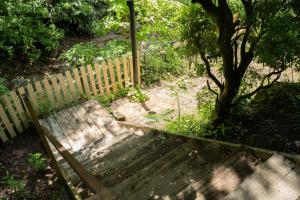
[211,166,241,193]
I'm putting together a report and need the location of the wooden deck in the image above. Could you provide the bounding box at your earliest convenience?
[38,100,300,200]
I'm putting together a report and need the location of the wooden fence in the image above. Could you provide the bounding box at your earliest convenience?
[0,54,141,143]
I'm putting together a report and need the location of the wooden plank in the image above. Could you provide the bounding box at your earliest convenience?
[51,75,64,108]
[57,73,70,104]
[107,60,117,93]
[87,65,98,96]
[137,53,141,85]
[0,125,8,142]
[43,79,55,106]
[10,91,28,128]
[95,63,104,96]
[80,66,91,96]
[73,68,84,96]
[115,58,123,88]
[27,83,38,111]
[129,56,134,84]
[17,87,30,115]
[122,56,129,87]
[1,95,23,133]
[0,105,16,138]
[102,62,111,95]
[65,70,77,101]
[55,111,83,151]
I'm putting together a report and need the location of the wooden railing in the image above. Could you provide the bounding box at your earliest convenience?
[23,93,113,200]
[0,54,141,143]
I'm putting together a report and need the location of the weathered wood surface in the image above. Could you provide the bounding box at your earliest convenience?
[39,100,268,200]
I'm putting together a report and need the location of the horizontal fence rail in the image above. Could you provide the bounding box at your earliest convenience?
[0,55,141,143]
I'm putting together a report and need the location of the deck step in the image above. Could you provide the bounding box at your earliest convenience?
[224,154,300,200]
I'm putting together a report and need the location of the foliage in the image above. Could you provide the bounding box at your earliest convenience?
[95,87,129,106]
[0,78,9,95]
[181,0,300,121]
[51,0,107,35]
[0,0,64,62]
[27,152,47,171]
[127,86,149,103]
[142,44,184,84]
[1,173,28,198]
[60,40,130,66]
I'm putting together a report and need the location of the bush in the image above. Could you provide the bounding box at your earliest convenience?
[27,153,47,171]
[0,78,9,95]
[142,44,184,85]
[0,0,64,62]
[51,0,106,35]
[60,40,130,66]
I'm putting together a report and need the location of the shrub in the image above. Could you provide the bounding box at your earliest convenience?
[142,44,184,85]
[51,0,106,35]
[0,0,64,62]
[0,78,9,95]
[1,173,28,198]
[60,40,130,66]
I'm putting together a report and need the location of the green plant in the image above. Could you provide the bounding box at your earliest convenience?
[51,0,106,35]
[60,40,130,66]
[0,78,9,95]
[1,173,28,198]
[127,87,149,103]
[38,95,56,117]
[27,152,47,171]
[0,0,64,62]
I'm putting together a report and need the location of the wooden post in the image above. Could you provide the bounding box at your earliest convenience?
[127,0,139,86]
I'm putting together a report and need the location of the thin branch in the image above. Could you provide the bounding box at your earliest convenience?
[232,69,284,106]
[207,80,219,97]
[200,53,224,91]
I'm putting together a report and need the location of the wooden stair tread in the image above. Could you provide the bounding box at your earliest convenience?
[224,154,300,200]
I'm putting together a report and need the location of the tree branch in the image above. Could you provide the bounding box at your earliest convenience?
[232,69,284,106]
[207,80,219,97]
[191,0,218,18]
[200,53,224,91]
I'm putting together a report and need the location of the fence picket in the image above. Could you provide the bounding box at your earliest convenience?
[115,58,123,88]
[122,56,129,87]
[102,62,111,95]
[51,76,64,108]
[87,65,98,96]
[137,53,141,84]
[27,84,38,111]
[73,68,84,96]
[95,64,104,96]
[129,56,134,84]
[80,66,91,96]
[0,125,8,142]
[58,73,70,104]
[1,95,23,133]
[108,60,117,93]
[65,71,76,101]
[0,105,16,138]
[10,91,28,128]
[43,79,55,106]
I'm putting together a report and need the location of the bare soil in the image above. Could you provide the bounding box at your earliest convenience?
[0,128,71,200]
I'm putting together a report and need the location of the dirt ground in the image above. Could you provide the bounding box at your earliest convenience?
[0,129,71,200]
[112,76,207,129]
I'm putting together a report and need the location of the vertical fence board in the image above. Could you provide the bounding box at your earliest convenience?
[27,84,38,112]
[137,54,141,85]
[129,56,134,84]
[58,73,70,104]
[43,79,55,106]
[102,62,111,95]
[73,68,84,96]
[51,76,64,108]
[87,65,98,96]
[107,60,117,93]
[10,91,28,128]
[0,125,8,142]
[1,95,23,133]
[80,66,91,96]
[65,71,76,101]
[0,105,16,138]
[122,56,129,87]
[115,58,123,88]
[18,87,29,115]
[95,64,104,96]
